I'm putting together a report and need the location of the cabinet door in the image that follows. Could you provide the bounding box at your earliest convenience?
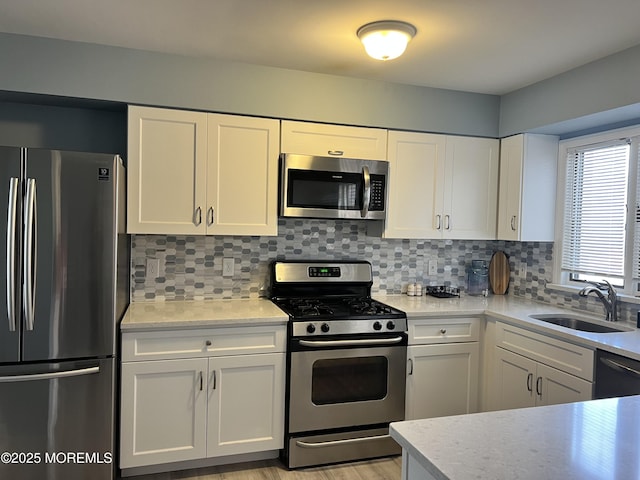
[493,347,536,411]
[281,120,387,160]
[385,131,446,239]
[207,114,279,236]
[497,135,523,240]
[444,136,499,240]
[537,363,593,406]
[127,106,207,234]
[207,353,285,457]
[120,358,208,468]
[406,343,479,420]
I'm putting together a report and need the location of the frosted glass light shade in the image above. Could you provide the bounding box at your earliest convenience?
[357,21,417,61]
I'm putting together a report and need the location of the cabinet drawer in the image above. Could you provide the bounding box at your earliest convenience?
[122,325,286,362]
[281,120,387,160]
[409,317,480,344]
[495,322,593,381]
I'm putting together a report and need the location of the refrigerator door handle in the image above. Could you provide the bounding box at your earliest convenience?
[23,178,37,331]
[6,177,19,332]
[0,365,100,383]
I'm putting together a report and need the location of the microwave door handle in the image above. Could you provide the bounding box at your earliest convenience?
[361,165,371,218]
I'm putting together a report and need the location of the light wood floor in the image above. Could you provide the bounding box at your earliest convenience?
[124,456,402,480]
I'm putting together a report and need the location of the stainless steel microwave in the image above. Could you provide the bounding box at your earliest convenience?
[280,153,388,220]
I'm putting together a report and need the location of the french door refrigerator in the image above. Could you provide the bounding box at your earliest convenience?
[0,147,128,480]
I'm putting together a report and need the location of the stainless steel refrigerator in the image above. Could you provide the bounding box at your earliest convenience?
[0,147,128,480]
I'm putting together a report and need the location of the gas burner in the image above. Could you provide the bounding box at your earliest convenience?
[343,297,393,316]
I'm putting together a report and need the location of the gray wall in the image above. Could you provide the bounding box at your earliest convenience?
[500,44,640,137]
[0,33,499,138]
[0,99,126,154]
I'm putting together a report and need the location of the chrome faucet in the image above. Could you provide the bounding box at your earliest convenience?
[578,280,618,322]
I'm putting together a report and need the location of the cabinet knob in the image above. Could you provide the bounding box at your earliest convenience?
[205,340,212,346]
[440,329,447,335]
[327,150,344,156]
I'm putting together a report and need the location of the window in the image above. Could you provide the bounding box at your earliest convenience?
[557,127,640,295]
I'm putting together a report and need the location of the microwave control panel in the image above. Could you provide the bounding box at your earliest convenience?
[370,175,386,211]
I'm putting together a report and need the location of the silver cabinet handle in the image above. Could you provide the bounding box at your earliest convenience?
[199,371,203,391]
[435,214,441,230]
[6,178,18,332]
[211,370,217,390]
[207,207,214,226]
[194,206,202,226]
[299,336,404,348]
[407,358,413,375]
[444,214,451,230]
[361,165,371,218]
[23,178,36,331]
[327,150,344,156]
[511,215,517,231]
[526,372,533,392]
[296,434,390,448]
[0,366,99,383]
[536,376,542,397]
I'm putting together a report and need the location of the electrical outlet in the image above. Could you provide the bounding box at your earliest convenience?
[222,258,234,277]
[146,258,160,279]
[428,260,437,276]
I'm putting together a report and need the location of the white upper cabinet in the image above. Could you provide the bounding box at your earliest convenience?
[281,120,387,160]
[207,113,280,236]
[497,133,558,241]
[128,106,208,235]
[384,131,499,239]
[127,106,280,236]
[385,131,445,238]
[444,135,499,240]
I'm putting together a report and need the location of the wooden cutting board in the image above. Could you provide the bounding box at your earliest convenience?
[489,251,510,295]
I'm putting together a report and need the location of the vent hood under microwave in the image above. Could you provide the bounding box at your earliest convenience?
[279,153,388,220]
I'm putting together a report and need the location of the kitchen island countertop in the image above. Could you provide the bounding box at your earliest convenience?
[390,394,640,480]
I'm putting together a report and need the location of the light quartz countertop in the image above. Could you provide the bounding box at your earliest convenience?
[390,395,640,480]
[376,294,640,361]
[121,298,288,331]
[121,294,640,360]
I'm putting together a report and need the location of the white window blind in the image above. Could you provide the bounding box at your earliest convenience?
[633,144,640,280]
[561,141,629,280]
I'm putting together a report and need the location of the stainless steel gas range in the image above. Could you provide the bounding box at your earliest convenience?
[270,260,407,468]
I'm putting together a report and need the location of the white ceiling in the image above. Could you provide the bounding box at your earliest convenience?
[1,0,640,95]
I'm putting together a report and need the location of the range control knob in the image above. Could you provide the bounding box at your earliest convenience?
[306,323,316,334]
[373,321,383,331]
[386,320,396,330]
[321,323,330,333]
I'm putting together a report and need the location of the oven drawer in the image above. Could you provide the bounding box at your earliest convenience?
[409,317,480,345]
[286,426,400,468]
[122,325,286,361]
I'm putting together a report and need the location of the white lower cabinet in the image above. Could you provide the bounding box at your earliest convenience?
[491,322,593,411]
[406,342,479,420]
[121,358,208,467]
[120,326,286,470]
[206,354,284,457]
[494,347,592,410]
[405,317,480,420]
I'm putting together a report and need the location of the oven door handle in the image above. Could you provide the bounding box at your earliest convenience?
[298,336,404,348]
[296,434,391,449]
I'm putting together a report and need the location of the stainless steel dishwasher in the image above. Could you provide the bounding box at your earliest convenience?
[595,349,640,399]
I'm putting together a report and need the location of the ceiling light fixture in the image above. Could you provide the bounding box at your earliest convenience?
[357,20,417,61]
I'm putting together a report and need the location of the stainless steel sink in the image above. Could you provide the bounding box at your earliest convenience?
[529,314,628,333]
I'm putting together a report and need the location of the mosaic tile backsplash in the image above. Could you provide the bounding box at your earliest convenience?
[131,218,639,324]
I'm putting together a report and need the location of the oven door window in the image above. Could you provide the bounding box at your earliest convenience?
[311,356,388,405]
[287,169,362,210]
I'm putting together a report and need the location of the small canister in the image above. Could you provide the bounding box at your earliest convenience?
[407,283,416,296]
[467,260,489,296]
